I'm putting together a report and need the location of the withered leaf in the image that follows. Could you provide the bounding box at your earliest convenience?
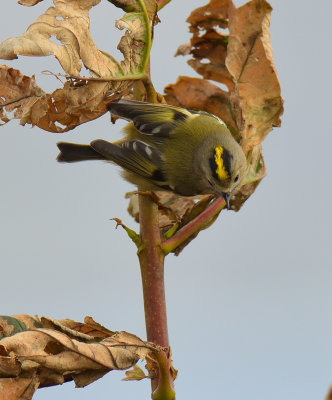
[0,377,40,400]
[326,387,332,400]
[0,0,117,77]
[0,315,42,338]
[174,43,191,57]
[122,364,148,381]
[0,317,165,390]
[0,66,45,126]
[0,0,154,131]
[185,0,234,90]
[0,65,115,132]
[40,317,115,341]
[116,13,148,75]
[226,0,283,152]
[18,0,44,5]
[0,355,21,377]
[84,316,117,337]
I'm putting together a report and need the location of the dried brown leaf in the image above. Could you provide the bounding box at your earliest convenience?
[1,329,133,371]
[0,0,153,132]
[226,0,283,152]
[0,355,21,377]
[326,386,332,400]
[157,192,197,228]
[0,377,39,400]
[116,17,147,75]
[18,0,44,5]
[0,0,119,77]
[40,316,115,340]
[0,66,45,126]
[0,325,163,390]
[73,370,108,388]
[0,315,42,338]
[185,0,233,90]
[122,364,148,381]
[0,65,123,132]
[40,317,111,341]
[84,316,117,337]
[174,43,191,57]
[0,315,167,393]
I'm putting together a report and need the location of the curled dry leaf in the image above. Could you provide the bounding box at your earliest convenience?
[40,317,115,341]
[0,66,44,126]
[0,65,112,132]
[0,329,139,386]
[0,377,40,400]
[0,314,114,341]
[0,317,165,393]
[122,364,148,381]
[0,315,42,338]
[326,386,332,400]
[226,0,283,152]
[0,0,119,77]
[0,65,114,131]
[185,0,234,90]
[174,43,191,57]
[18,0,44,6]
[0,0,154,131]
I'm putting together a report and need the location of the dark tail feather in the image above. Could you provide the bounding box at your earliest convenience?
[57,142,105,163]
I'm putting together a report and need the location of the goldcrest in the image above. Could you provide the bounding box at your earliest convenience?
[57,100,247,208]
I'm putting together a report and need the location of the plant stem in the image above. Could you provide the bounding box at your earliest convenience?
[137,192,173,393]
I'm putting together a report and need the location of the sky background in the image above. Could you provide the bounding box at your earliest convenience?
[1,1,331,399]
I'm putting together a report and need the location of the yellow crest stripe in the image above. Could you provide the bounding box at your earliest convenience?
[214,146,229,181]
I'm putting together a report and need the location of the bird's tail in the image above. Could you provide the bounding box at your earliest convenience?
[57,142,105,163]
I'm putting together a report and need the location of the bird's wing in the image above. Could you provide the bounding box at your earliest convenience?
[107,99,195,138]
[91,139,169,188]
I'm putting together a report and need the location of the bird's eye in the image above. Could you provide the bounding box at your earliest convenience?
[234,175,239,183]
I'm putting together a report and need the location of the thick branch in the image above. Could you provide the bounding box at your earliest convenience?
[138,192,174,395]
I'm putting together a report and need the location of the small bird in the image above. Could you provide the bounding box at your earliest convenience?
[57,100,247,209]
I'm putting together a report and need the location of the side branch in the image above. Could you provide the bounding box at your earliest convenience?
[162,197,226,254]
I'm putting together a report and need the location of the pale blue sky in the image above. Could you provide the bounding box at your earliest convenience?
[0,1,331,399]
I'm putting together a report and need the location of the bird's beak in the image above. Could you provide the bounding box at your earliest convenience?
[222,192,231,210]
